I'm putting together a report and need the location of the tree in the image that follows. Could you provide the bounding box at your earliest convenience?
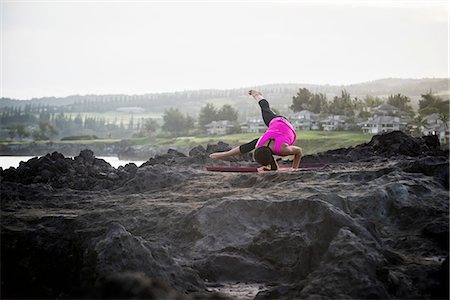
[387,93,413,112]
[359,110,372,118]
[38,111,51,123]
[135,118,161,138]
[419,91,449,117]
[143,118,160,134]
[290,88,328,113]
[185,114,195,131]
[74,114,83,129]
[363,95,384,108]
[15,124,30,140]
[8,127,16,140]
[352,97,365,112]
[419,90,439,110]
[162,108,185,134]
[162,108,193,136]
[229,121,242,134]
[290,88,312,112]
[439,113,449,130]
[33,122,58,141]
[198,103,218,128]
[326,90,354,116]
[128,116,134,130]
[218,104,238,121]
[412,115,427,136]
[309,93,327,114]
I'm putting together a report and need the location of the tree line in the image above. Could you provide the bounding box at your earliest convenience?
[290,88,448,118]
[159,104,239,136]
[2,110,150,141]
[0,87,294,114]
[1,88,448,141]
[1,102,241,140]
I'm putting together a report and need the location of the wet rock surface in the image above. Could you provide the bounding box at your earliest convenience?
[1,131,448,299]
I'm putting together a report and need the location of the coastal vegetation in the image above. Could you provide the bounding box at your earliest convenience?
[0,131,373,156]
[0,79,448,150]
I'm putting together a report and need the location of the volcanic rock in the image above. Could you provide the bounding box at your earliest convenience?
[1,131,448,299]
[302,131,448,164]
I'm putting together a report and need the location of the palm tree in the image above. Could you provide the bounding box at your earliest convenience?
[438,113,449,131]
[412,115,427,137]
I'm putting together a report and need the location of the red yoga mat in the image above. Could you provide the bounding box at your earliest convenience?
[206,163,327,172]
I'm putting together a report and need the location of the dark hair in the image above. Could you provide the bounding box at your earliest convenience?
[254,146,278,170]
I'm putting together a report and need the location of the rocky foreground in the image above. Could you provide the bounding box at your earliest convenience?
[1,131,448,299]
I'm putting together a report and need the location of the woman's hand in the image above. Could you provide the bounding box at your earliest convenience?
[257,166,272,172]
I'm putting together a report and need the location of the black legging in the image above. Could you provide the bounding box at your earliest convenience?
[259,99,283,126]
[239,99,284,154]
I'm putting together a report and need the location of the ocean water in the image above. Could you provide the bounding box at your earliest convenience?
[0,156,146,169]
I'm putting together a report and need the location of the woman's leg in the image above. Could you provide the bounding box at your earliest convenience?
[249,90,283,127]
[258,99,282,127]
[239,138,258,154]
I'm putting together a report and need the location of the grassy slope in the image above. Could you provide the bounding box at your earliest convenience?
[295,131,373,155]
[0,131,374,156]
[140,131,374,155]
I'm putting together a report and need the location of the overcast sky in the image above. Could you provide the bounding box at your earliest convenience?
[1,0,448,99]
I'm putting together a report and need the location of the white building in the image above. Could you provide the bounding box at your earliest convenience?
[421,113,449,144]
[241,118,266,133]
[321,115,347,131]
[289,110,320,130]
[371,104,403,116]
[205,120,235,135]
[360,116,406,134]
[422,113,442,128]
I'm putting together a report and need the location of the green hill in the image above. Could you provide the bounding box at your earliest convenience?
[1,78,448,117]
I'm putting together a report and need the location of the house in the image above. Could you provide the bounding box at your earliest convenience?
[371,104,401,116]
[421,113,449,144]
[360,116,407,134]
[320,115,347,131]
[240,118,266,133]
[422,113,442,127]
[205,120,234,135]
[289,110,320,130]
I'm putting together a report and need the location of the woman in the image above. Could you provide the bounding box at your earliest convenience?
[209,90,302,170]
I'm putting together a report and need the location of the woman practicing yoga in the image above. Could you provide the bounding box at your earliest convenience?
[209,90,302,171]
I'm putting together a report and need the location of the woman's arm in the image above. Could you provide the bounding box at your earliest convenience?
[292,151,302,169]
[279,145,302,169]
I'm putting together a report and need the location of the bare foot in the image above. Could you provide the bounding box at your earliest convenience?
[248,90,264,101]
[209,153,222,160]
[248,89,261,96]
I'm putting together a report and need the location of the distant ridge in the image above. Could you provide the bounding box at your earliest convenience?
[254,78,448,97]
[1,78,448,115]
[1,78,448,101]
